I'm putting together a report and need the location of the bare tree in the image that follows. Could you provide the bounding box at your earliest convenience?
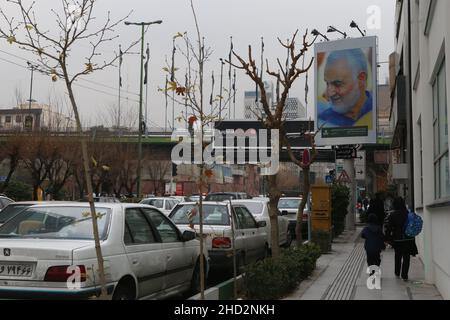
[97,103,138,130]
[147,160,170,195]
[21,132,57,200]
[0,0,140,298]
[0,134,26,193]
[165,0,231,299]
[229,31,319,249]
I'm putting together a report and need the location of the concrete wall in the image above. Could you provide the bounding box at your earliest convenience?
[409,0,450,299]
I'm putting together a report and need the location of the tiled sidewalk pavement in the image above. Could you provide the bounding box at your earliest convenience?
[353,247,442,300]
[284,227,442,300]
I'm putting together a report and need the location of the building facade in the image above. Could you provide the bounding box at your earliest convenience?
[0,103,76,131]
[391,0,450,299]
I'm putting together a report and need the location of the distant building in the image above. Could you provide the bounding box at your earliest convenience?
[244,83,305,120]
[0,103,76,131]
[282,97,306,120]
[244,81,274,119]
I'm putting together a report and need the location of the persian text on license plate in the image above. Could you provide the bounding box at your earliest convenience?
[0,263,34,277]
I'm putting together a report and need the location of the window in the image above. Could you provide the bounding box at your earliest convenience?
[418,118,423,204]
[143,208,180,243]
[5,116,11,123]
[124,208,156,245]
[234,206,257,229]
[433,60,449,199]
[15,115,22,123]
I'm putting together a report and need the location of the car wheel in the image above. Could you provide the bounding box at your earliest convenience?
[112,283,135,300]
[190,264,201,295]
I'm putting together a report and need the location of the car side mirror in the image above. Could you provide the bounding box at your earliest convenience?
[182,230,196,242]
[257,221,267,228]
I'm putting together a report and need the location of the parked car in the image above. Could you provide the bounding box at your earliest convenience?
[170,196,189,203]
[187,194,204,202]
[169,202,268,274]
[0,196,14,210]
[232,199,291,248]
[204,192,251,202]
[0,201,70,227]
[0,203,207,300]
[139,197,180,216]
[278,197,310,240]
[79,196,121,203]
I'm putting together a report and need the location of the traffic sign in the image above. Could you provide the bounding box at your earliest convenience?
[325,175,333,184]
[337,170,352,184]
[0,176,6,183]
[335,148,357,160]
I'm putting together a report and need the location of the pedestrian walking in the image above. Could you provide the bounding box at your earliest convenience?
[366,196,386,227]
[361,213,386,269]
[384,197,418,281]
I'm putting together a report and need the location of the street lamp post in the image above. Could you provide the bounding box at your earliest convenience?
[350,20,366,37]
[311,29,329,41]
[125,20,162,199]
[327,26,347,39]
[26,62,38,130]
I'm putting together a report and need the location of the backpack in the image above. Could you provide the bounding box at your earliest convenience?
[404,210,423,237]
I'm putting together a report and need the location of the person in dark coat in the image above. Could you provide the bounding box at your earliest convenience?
[384,197,418,281]
[366,197,385,227]
[361,214,386,268]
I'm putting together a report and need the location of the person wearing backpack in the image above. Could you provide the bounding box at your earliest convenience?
[384,197,418,281]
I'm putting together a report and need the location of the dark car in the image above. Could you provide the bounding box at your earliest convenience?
[204,192,251,202]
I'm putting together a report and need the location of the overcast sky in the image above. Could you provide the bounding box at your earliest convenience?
[0,0,395,130]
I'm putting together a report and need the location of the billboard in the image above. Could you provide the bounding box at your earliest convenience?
[315,36,377,146]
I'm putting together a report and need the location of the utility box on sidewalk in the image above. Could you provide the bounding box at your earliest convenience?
[311,185,332,253]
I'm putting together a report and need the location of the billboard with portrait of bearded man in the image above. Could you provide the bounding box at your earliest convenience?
[315,36,377,146]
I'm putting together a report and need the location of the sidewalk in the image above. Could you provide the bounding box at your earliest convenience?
[284,227,442,300]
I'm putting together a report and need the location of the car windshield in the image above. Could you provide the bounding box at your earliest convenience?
[170,204,230,226]
[278,199,301,209]
[0,206,111,240]
[0,205,32,224]
[235,202,263,215]
[142,199,164,208]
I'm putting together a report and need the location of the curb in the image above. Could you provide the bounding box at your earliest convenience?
[189,275,244,300]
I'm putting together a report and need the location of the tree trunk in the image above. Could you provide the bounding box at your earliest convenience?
[63,74,108,299]
[267,174,281,258]
[296,166,310,247]
[0,156,18,193]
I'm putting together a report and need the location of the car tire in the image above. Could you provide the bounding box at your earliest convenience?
[190,264,201,295]
[112,282,135,300]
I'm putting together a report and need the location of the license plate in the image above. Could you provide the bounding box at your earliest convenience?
[0,263,34,278]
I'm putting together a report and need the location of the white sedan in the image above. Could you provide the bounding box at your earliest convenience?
[232,199,291,248]
[169,202,268,274]
[0,203,207,300]
[139,197,180,216]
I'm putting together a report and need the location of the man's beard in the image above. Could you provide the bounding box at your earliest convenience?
[329,86,362,115]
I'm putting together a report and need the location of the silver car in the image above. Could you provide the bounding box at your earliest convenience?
[139,197,180,216]
[232,199,291,248]
[0,203,207,300]
[278,197,311,240]
[169,202,268,274]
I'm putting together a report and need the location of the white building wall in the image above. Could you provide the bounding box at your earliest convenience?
[411,0,450,299]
